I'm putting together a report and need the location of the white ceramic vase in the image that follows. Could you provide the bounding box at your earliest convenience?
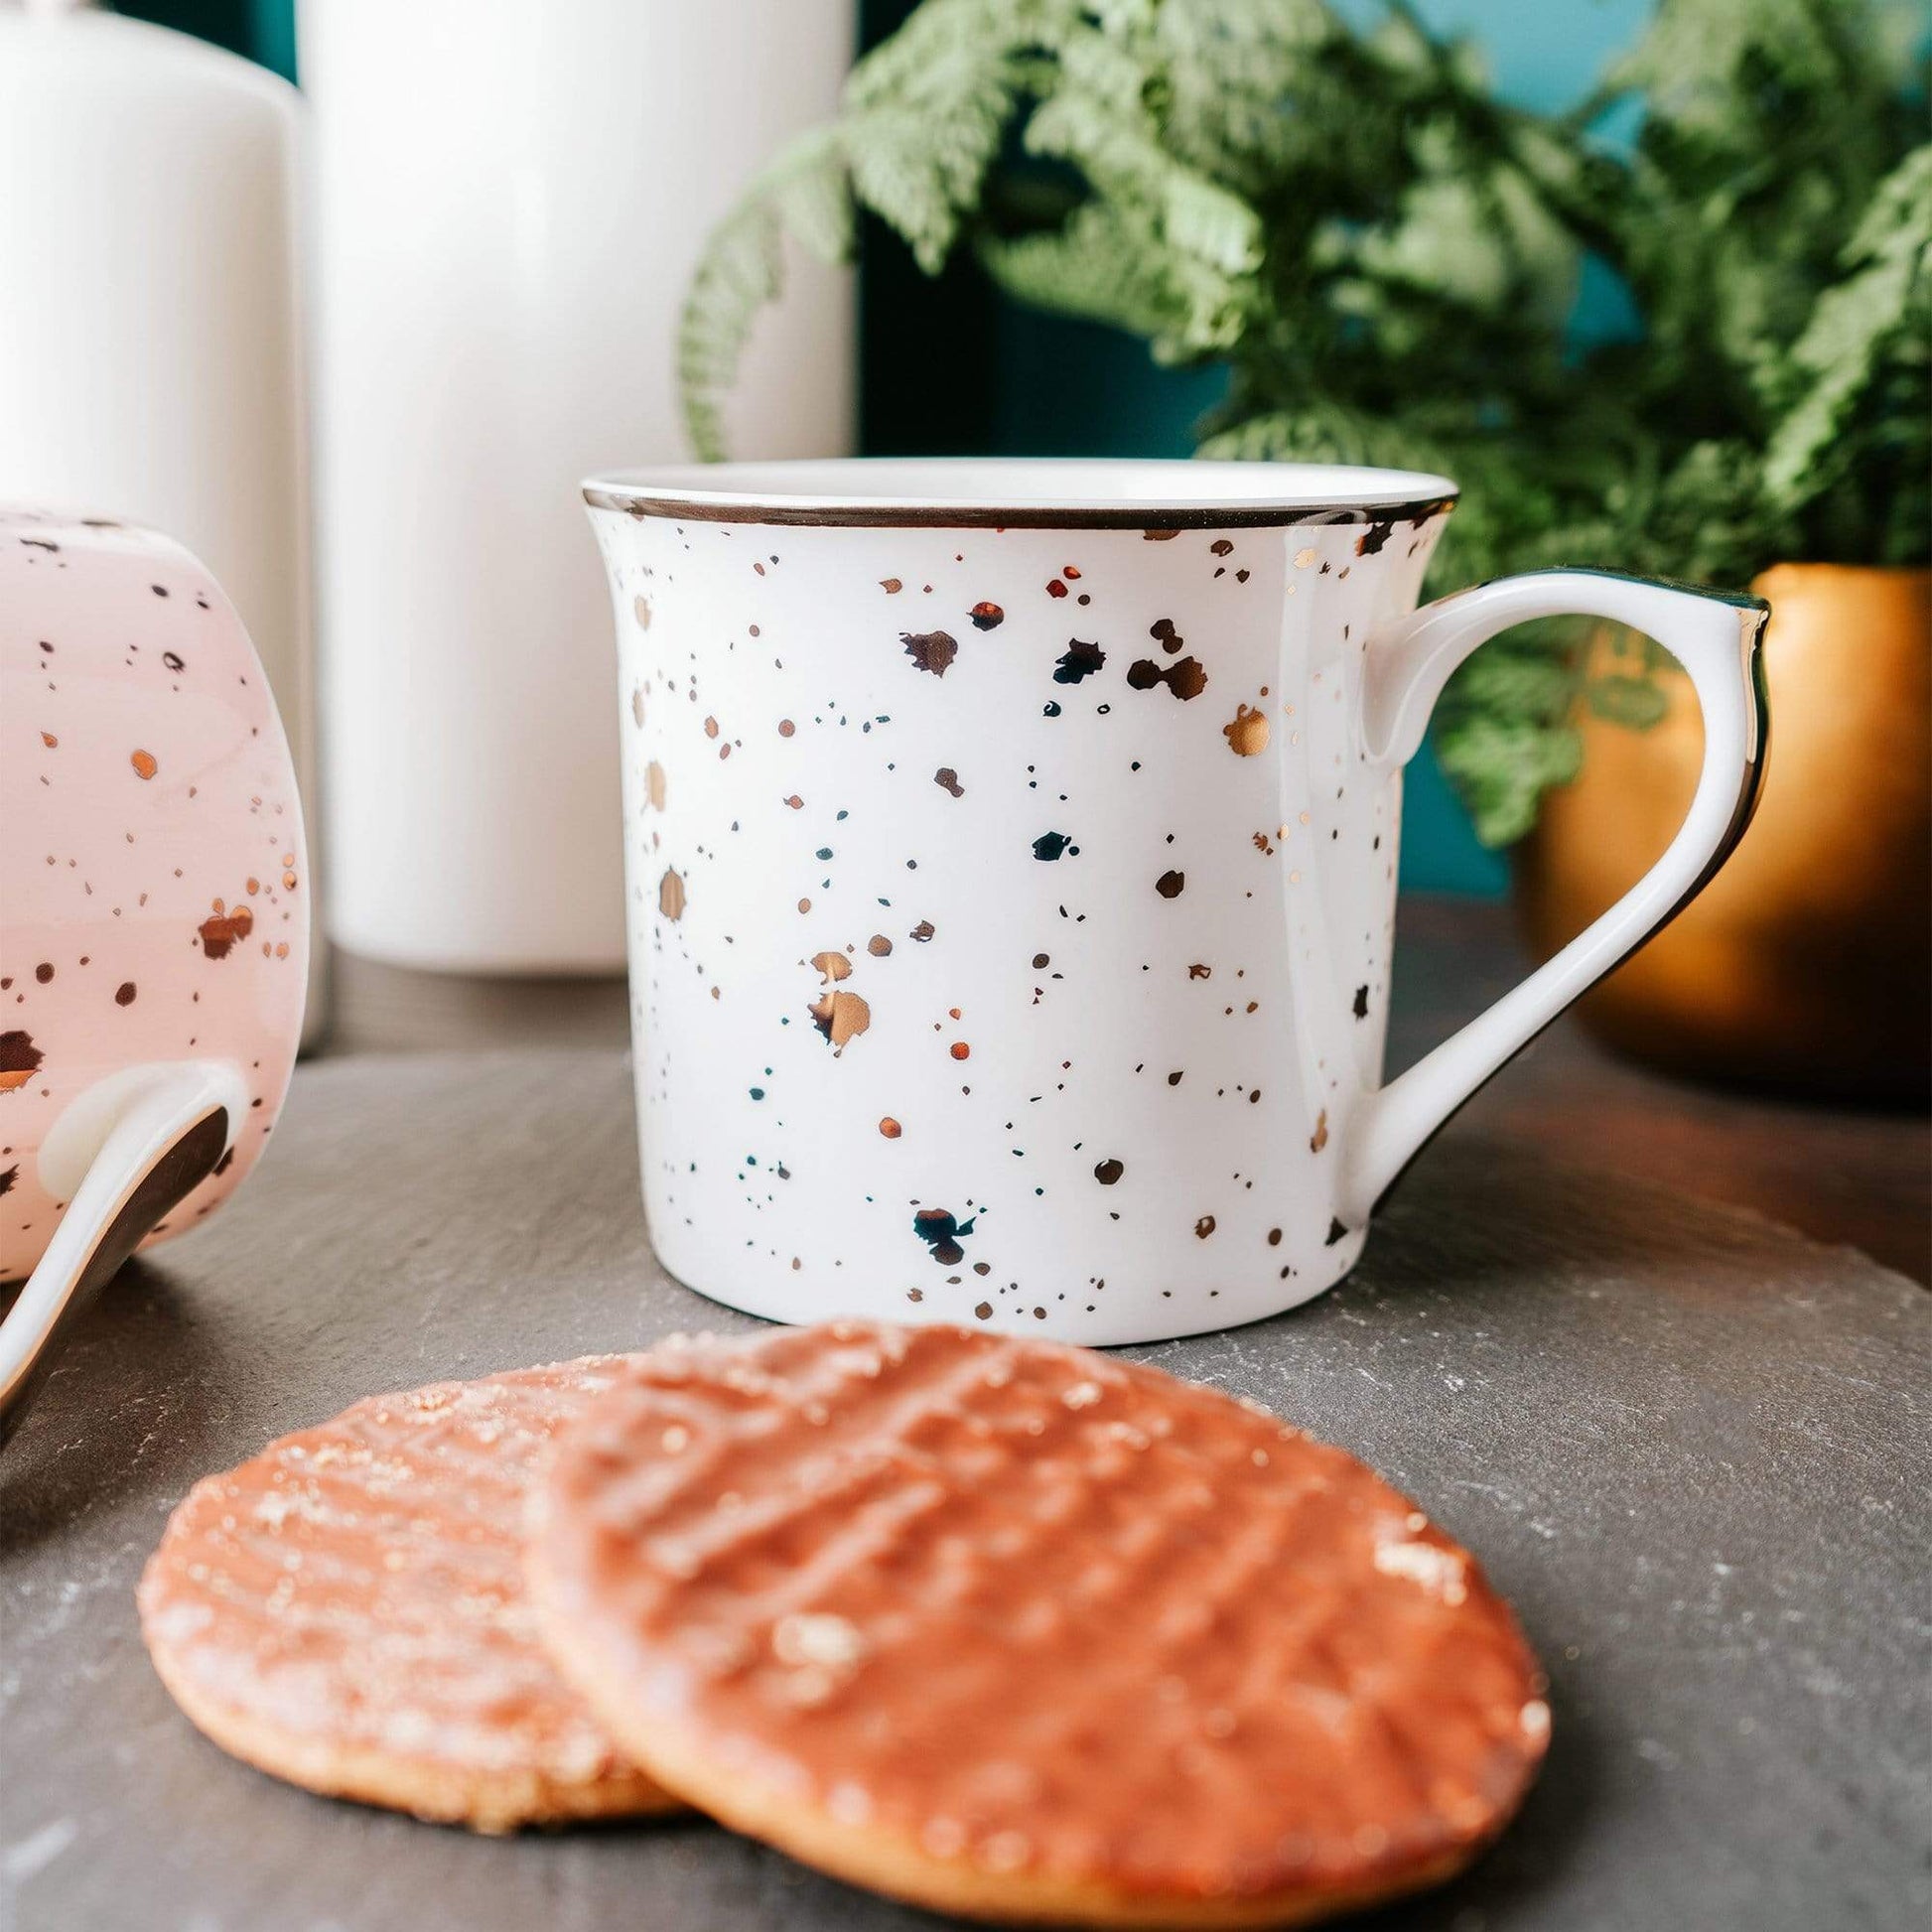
[301,0,856,973]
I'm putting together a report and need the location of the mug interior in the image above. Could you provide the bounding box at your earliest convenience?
[584,457,1458,527]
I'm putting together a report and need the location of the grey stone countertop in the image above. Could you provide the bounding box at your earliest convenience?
[2,1047,1926,1932]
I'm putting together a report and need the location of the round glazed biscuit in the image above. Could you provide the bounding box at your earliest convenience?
[527,1321,1549,1927]
[139,1356,679,1832]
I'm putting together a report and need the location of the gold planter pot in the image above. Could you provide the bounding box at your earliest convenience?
[1515,563,1931,1101]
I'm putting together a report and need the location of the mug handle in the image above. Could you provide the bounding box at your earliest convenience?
[1339,567,1770,1225]
[0,1062,245,1449]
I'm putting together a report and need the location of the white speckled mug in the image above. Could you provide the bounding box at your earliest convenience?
[587,459,1766,1343]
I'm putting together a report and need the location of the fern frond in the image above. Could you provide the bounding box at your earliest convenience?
[841,0,1076,269]
[1603,0,1853,136]
[677,129,852,462]
[1762,142,1932,507]
[1195,401,1441,470]
[1433,712,1584,848]
[1150,0,1333,186]
[978,197,1251,353]
[977,203,1182,343]
[681,0,1088,457]
[1022,90,1264,276]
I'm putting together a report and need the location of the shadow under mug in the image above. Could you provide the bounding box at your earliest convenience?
[588,458,1767,1346]
[0,509,309,1442]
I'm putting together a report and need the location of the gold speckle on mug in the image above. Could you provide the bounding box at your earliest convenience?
[1222,704,1270,757]
[130,750,158,780]
[646,761,667,810]
[198,900,255,960]
[811,951,852,986]
[810,989,872,1053]
[659,868,687,920]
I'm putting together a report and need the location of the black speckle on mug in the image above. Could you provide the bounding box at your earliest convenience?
[1052,639,1105,684]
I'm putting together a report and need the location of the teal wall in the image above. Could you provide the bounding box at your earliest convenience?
[120,1,296,79]
[141,0,1657,895]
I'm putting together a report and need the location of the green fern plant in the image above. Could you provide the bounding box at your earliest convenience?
[681,0,1930,846]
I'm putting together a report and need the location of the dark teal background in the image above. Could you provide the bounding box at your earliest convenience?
[138,0,1658,895]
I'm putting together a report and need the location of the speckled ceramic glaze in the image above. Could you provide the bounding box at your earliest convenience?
[588,460,1767,1344]
[1,507,309,1285]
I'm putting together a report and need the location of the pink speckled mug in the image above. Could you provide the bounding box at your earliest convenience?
[1,508,309,1440]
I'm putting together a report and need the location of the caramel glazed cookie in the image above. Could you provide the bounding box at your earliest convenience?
[527,1321,1550,1928]
[139,1357,678,1832]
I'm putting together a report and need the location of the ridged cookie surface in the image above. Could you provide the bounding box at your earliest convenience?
[140,1357,677,1832]
[527,1321,1548,1926]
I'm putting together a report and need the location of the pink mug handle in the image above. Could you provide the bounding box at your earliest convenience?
[1341,568,1770,1223]
[0,1062,245,1446]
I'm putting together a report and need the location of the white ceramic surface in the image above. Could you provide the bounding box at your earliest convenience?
[302,0,855,973]
[0,2,320,1036]
[589,459,1767,1344]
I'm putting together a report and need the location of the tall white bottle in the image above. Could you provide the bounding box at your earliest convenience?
[0,0,321,1035]
[299,0,855,974]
